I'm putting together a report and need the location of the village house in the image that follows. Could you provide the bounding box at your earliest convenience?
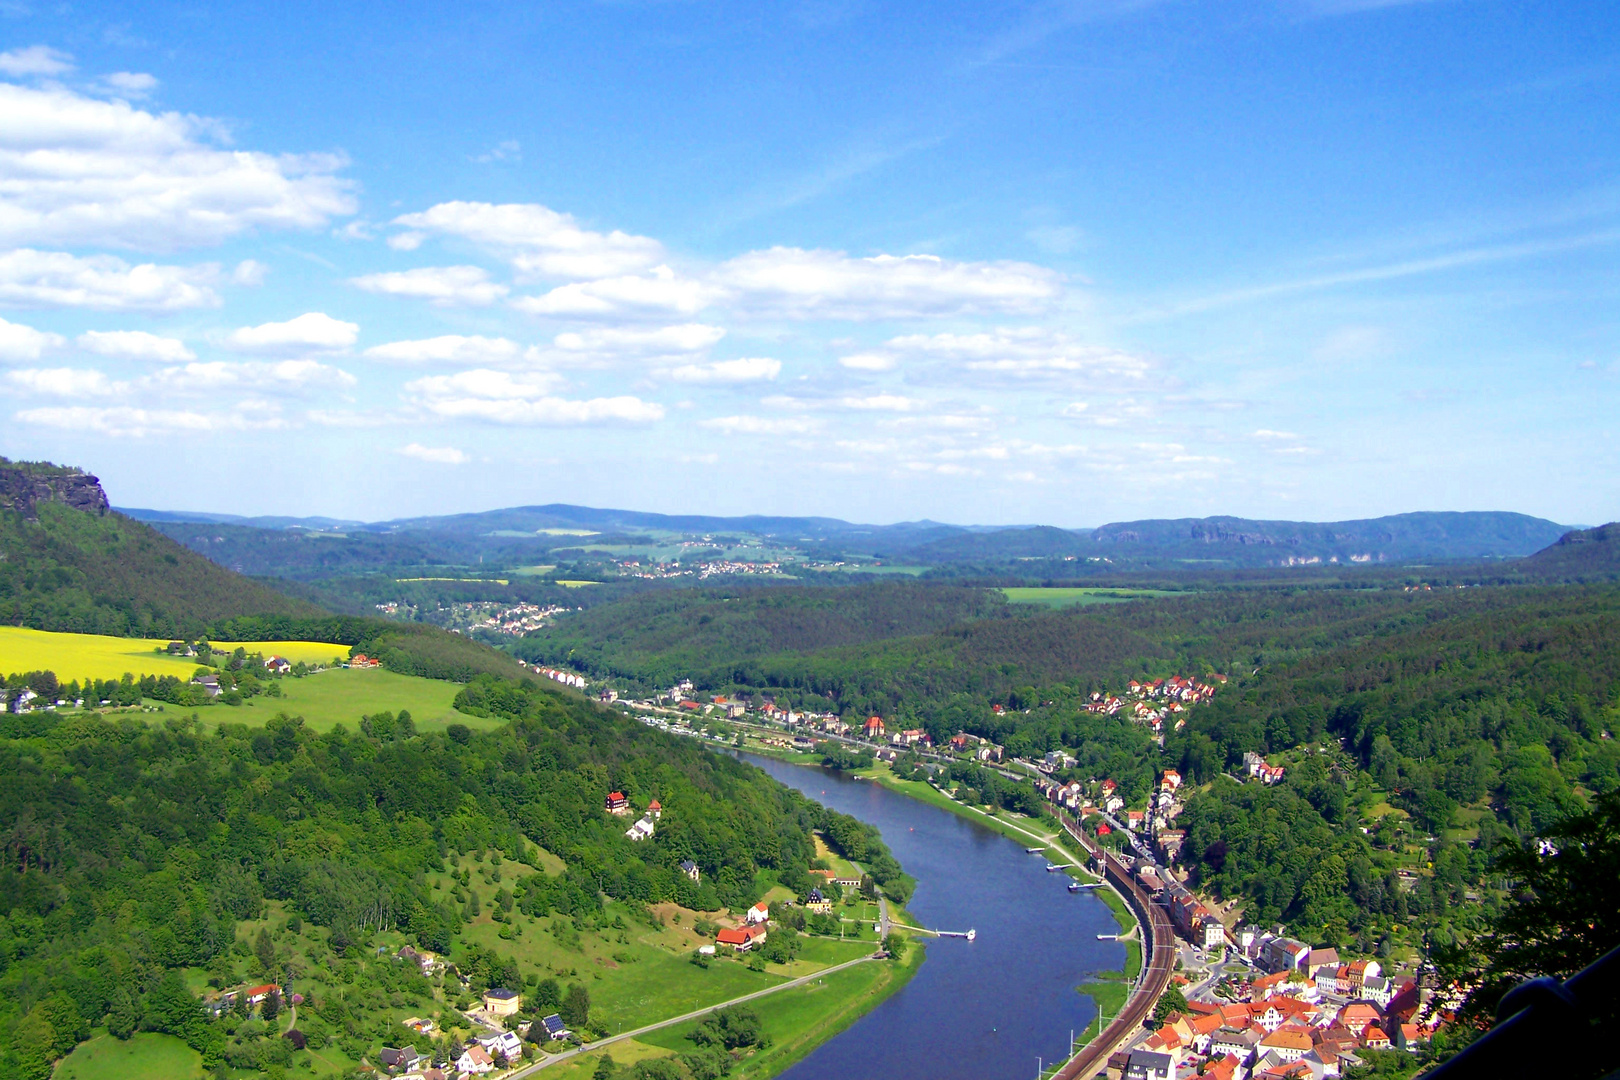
[805,887,832,914]
[625,815,656,841]
[680,859,701,882]
[540,1013,571,1041]
[863,715,885,739]
[745,901,770,925]
[379,1046,420,1072]
[478,1031,523,1060]
[1124,1049,1174,1080]
[263,655,291,674]
[604,791,632,815]
[455,1043,495,1075]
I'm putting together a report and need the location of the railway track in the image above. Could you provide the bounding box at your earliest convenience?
[1052,817,1177,1080]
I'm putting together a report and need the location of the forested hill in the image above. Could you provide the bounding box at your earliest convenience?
[1515,522,1620,580]
[0,459,319,638]
[512,583,1008,687]
[0,682,899,1076]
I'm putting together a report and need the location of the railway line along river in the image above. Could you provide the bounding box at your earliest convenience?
[737,752,1128,1080]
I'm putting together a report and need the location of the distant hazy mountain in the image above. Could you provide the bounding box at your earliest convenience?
[119,502,1574,574]
[1080,511,1571,565]
[1516,523,1620,580]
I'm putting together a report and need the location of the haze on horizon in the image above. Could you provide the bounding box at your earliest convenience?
[0,1,1615,529]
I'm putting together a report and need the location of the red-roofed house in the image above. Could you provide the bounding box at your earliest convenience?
[863,716,885,738]
[1363,1025,1392,1051]
[605,791,631,816]
[1259,1026,1313,1064]
[717,927,754,951]
[1338,1003,1381,1037]
[745,902,770,925]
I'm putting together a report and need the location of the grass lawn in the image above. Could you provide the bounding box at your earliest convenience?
[634,945,923,1080]
[1074,976,1131,1040]
[1001,587,1179,609]
[233,667,498,732]
[56,1033,204,1080]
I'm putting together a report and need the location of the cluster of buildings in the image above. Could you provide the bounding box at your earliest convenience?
[378,987,573,1079]
[1085,676,1226,743]
[1114,951,1436,1080]
[605,791,661,841]
[462,603,571,637]
[525,664,587,690]
[612,557,786,581]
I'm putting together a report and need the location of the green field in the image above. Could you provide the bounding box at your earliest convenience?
[56,1033,204,1080]
[0,626,349,680]
[231,667,499,732]
[1000,587,1180,608]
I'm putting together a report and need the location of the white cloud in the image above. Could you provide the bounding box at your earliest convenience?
[838,351,899,372]
[0,249,221,310]
[0,46,74,77]
[398,442,469,464]
[553,323,725,358]
[669,357,781,384]
[512,265,714,319]
[0,82,354,250]
[14,405,239,436]
[391,201,663,280]
[1252,429,1300,440]
[839,393,923,412]
[364,334,525,367]
[97,72,159,99]
[349,265,509,307]
[78,329,194,363]
[232,259,268,286]
[715,247,1062,320]
[0,314,64,362]
[146,359,356,393]
[473,140,521,164]
[405,367,663,426]
[878,328,1153,384]
[227,312,358,352]
[7,366,118,396]
[698,415,816,435]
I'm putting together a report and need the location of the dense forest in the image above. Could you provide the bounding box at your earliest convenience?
[512,583,1009,690]
[0,680,883,1077]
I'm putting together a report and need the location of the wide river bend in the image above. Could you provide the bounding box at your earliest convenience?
[737,753,1125,1080]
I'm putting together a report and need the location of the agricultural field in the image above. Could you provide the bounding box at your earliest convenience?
[0,626,349,681]
[55,1033,205,1080]
[1000,586,1180,608]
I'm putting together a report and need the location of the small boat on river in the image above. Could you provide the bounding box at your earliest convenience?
[1045,863,1063,872]
[1068,881,1085,893]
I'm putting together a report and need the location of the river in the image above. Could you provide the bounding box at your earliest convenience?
[737,753,1126,1080]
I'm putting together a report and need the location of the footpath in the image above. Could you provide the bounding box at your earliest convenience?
[508,953,878,1077]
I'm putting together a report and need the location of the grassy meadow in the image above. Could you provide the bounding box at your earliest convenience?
[55,1033,205,1080]
[1000,587,1179,609]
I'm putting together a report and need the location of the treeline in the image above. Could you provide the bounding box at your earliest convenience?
[0,681,859,1075]
[213,614,523,682]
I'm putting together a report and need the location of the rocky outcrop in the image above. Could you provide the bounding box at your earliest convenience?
[0,461,111,521]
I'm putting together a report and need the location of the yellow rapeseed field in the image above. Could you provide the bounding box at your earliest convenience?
[0,627,349,680]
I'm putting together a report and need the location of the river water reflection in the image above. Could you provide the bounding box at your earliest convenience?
[737,753,1124,1080]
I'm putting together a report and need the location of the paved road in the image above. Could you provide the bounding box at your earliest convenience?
[506,953,879,1077]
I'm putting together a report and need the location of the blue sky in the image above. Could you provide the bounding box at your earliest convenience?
[0,0,1615,526]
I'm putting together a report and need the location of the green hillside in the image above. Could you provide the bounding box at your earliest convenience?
[0,460,318,638]
[0,683,905,1077]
